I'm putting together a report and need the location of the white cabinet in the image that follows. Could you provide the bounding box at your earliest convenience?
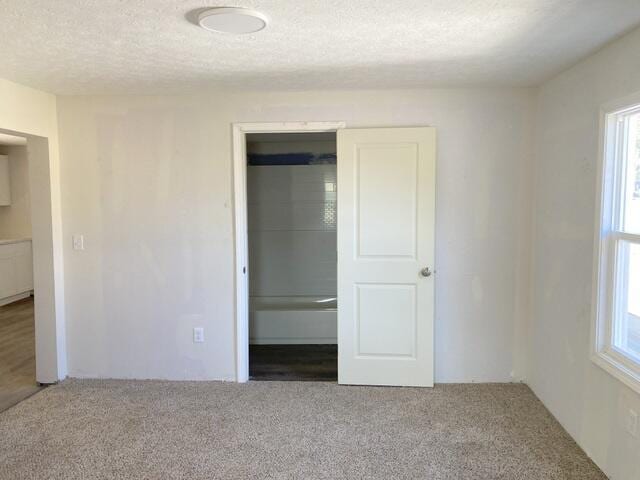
[0,155,10,206]
[0,240,33,303]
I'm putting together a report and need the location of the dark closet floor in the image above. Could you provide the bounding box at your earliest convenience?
[249,344,337,381]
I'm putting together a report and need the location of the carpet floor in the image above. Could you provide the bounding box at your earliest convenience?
[0,380,606,480]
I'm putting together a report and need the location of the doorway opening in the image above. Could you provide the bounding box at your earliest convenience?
[235,124,436,386]
[0,133,39,411]
[247,132,337,381]
[233,122,344,382]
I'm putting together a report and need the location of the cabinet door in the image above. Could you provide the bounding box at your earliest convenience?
[0,242,33,299]
[14,242,33,293]
[0,155,10,206]
[0,254,16,298]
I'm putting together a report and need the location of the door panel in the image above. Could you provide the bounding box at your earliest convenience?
[338,127,436,387]
[356,144,417,257]
[356,283,416,357]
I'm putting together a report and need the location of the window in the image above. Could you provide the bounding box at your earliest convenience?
[593,99,640,393]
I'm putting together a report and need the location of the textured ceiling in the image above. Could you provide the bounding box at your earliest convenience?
[1,0,639,95]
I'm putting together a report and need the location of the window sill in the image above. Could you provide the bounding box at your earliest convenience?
[592,349,640,394]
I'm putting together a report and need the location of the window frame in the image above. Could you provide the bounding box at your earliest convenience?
[591,93,640,394]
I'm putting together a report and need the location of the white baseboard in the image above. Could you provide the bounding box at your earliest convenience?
[0,291,32,306]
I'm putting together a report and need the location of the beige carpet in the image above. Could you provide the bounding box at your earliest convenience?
[0,380,605,480]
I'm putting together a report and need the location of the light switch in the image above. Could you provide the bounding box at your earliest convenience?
[72,234,84,251]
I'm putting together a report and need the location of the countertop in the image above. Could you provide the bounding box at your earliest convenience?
[0,238,32,245]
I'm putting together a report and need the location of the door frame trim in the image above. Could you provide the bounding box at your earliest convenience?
[232,121,346,382]
[0,128,66,383]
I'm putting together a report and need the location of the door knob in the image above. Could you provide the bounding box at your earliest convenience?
[420,267,432,277]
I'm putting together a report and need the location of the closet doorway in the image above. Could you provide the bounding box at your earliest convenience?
[233,122,344,382]
[233,123,436,387]
[245,130,338,381]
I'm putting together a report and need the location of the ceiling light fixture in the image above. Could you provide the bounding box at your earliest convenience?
[198,7,268,35]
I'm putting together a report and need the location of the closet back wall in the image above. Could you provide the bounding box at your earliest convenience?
[247,136,336,298]
[247,135,337,344]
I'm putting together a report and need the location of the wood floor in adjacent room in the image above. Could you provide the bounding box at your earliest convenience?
[0,297,41,413]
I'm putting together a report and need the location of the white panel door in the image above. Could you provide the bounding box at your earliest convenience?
[337,127,436,387]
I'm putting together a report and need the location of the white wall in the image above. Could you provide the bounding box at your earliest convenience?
[530,27,640,480]
[0,145,32,238]
[0,78,66,383]
[57,89,534,382]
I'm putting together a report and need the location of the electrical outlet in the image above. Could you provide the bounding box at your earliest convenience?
[193,327,204,343]
[72,234,84,251]
[626,409,638,438]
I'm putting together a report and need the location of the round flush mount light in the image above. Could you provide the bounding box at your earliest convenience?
[198,7,268,34]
